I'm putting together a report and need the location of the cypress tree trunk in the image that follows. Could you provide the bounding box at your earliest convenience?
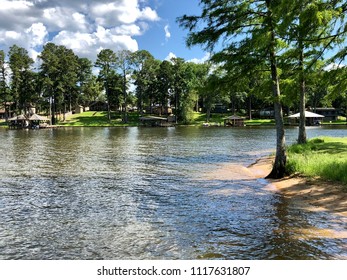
[105,84,111,122]
[266,0,287,179]
[298,44,307,144]
[51,99,56,125]
[123,70,128,123]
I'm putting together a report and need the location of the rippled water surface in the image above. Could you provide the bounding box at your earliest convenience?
[0,126,347,259]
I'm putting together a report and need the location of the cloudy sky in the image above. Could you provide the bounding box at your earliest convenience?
[0,0,208,63]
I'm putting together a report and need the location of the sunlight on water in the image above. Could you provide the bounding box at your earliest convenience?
[0,126,347,259]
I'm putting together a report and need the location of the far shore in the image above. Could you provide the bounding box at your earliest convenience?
[248,157,347,217]
[2,110,346,128]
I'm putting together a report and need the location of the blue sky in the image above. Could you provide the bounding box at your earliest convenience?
[136,0,207,61]
[0,0,208,63]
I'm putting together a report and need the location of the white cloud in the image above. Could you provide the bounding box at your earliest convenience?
[0,0,159,62]
[140,6,159,21]
[25,22,48,47]
[323,62,345,71]
[52,26,138,62]
[1,0,33,11]
[90,0,159,27]
[165,52,177,61]
[164,25,171,40]
[4,31,22,40]
[0,22,48,61]
[113,24,142,36]
[188,52,211,64]
[164,52,211,64]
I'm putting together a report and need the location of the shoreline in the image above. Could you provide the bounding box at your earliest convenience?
[248,157,347,217]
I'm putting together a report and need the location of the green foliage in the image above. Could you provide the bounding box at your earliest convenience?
[0,50,9,104]
[8,45,36,113]
[39,43,80,123]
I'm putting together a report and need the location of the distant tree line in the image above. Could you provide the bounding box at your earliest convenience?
[1,40,346,126]
[0,43,266,124]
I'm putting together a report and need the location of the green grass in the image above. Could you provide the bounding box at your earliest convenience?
[60,111,235,126]
[287,137,347,186]
[0,119,7,127]
[245,119,275,126]
[189,113,275,126]
[58,111,141,127]
[189,112,226,125]
[322,116,347,125]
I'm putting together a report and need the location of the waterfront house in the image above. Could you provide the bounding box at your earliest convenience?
[287,111,324,126]
[139,116,172,127]
[224,115,245,127]
[314,108,341,121]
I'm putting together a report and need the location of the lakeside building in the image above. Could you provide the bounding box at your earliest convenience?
[224,115,245,127]
[314,108,341,121]
[287,111,324,126]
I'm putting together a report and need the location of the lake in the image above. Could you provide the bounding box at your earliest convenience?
[0,126,347,259]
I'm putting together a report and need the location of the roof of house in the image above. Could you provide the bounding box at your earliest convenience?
[8,114,27,121]
[139,116,168,121]
[224,115,245,120]
[288,111,324,118]
[28,114,48,121]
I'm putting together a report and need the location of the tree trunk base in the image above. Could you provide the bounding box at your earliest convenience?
[265,164,286,179]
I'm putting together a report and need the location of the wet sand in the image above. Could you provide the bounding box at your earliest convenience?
[248,157,347,218]
[201,157,347,244]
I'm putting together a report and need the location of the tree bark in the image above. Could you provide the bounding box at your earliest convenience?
[105,84,111,122]
[248,94,252,120]
[206,107,211,122]
[298,42,307,144]
[266,0,287,179]
[123,69,128,123]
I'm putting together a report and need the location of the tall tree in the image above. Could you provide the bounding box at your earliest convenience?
[114,50,134,123]
[8,44,35,113]
[132,50,155,115]
[0,50,8,103]
[324,65,347,124]
[156,60,174,115]
[81,75,103,106]
[107,71,123,111]
[186,62,210,113]
[39,43,79,124]
[171,57,194,123]
[280,0,346,143]
[95,49,116,122]
[77,57,93,105]
[202,69,227,122]
[179,0,287,178]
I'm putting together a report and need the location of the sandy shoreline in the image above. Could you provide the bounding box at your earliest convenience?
[248,157,347,217]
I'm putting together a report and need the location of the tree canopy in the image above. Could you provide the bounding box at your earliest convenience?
[178,0,347,178]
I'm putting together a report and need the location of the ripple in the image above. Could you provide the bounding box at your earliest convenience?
[0,127,347,259]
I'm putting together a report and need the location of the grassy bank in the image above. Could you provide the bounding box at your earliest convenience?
[59,111,266,127]
[287,137,347,186]
[58,111,141,126]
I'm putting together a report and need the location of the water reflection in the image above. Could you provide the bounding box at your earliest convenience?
[0,126,346,259]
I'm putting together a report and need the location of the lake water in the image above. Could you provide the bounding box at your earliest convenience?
[0,126,347,259]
